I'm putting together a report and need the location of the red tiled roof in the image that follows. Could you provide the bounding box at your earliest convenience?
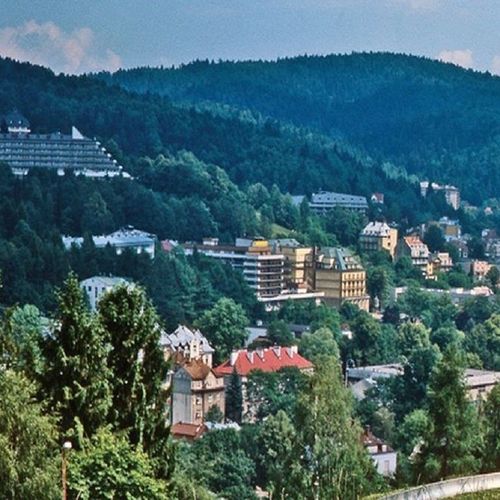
[214,346,313,377]
[171,422,207,440]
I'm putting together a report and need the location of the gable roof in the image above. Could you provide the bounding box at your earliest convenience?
[180,359,213,381]
[214,346,312,377]
[160,324,214,354]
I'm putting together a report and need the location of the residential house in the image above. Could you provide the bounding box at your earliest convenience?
[437,217,461,240]
[359,222,398,258]
[396,236,430,274]
[171,359,225,425]
[429,252,453,275]
[371,193,385,204]
[171,422,207,441]
[160,325,214,367]
[80,276,129,311]
[470,260,493,281]
[362,427,398,477]
[315,247,370,311]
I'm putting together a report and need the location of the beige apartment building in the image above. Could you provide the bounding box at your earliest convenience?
[171,359,225,425]
[183,238,284,300]
[396,236,430,273]
[315,247,369,311]
[359,222,398,258]
[270,239,313,290]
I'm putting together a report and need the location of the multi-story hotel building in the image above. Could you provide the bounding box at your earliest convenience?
[359,222,398,258]
[184,238,285,300]
[314,247,369,311]
[0,110,126,177]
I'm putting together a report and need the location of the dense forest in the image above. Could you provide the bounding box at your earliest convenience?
[0,56,429,213]
[0,55,454,315]
[99,52,500,203]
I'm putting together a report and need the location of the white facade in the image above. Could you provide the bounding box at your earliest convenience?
[80,276,129,311]
[63,228,156,258]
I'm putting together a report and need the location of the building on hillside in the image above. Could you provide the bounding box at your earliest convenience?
[309,191,368,214]
[314,247,369,311]
[171,359,225,425]
[469,260,493,281]
[348,363,500,403]
[63,227,156,258]
[420,181,461,210]
[396,236,430,273]
[390,285,494,305]
[362,427,398,477]
[215,346,313,418]
[437,217,462,240]
[160,325,214,367]
[429,252,453,275]
[171,422,207,441]
[184,238,285,300]
[0,110,127,177]
[80,276,129,311]
[270,238,313,290]
[359,222,398,258]
[371,192,385,204]
[448,238,469,259]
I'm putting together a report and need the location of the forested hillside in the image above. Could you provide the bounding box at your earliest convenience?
[0,56,449,314]
[100,52,500,203]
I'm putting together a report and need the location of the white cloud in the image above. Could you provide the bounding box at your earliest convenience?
[490,55,500,76]
[0,20,121,74]
[437,49,474,69]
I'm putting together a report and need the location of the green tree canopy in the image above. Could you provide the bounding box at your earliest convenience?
[0,371,59,500]
[195,298,249,364]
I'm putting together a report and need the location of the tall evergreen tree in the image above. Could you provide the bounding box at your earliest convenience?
[97,284,170,472]
[43,273,111,443]
[225,367,243,423]
[415,346,482,482]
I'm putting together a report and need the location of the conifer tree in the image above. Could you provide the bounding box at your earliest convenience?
[416,346,482,482]
[225,366,243,423]
[43,273,111,443]
[97,284,170,470]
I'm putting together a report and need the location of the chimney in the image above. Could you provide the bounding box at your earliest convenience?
[288,345,298,357]
[230,351,239,366]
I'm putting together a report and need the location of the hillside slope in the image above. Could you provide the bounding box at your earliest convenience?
[100,52,500,203]
[0,56,428,222]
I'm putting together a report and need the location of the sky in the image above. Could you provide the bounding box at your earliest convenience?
[0,0,499,74]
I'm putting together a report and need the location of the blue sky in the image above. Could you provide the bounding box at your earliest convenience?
[1,0,499,74]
